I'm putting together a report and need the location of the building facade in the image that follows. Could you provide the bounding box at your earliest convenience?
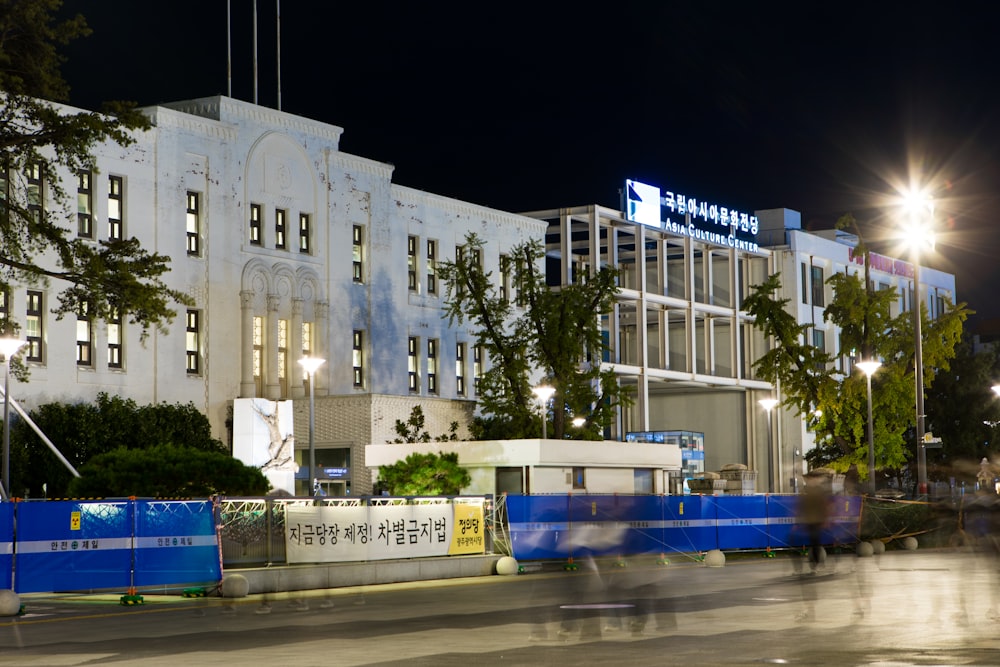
[3,100,957,497]
[3,96,544,495]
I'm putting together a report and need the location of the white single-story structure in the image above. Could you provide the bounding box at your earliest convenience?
[365,439,682,495]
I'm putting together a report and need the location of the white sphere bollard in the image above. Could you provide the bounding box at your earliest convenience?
[902,536,919,551]
[221,573,250,598]
[856,541,874,557]
[704,549,726,567]
[870,539,885,555]
[0,589,20,616]
[495,556,519,576]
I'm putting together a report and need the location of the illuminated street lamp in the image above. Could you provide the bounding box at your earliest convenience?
[857,360,882,495]
[298,356,325,496]
[0,337,26,501]
[899,188,936,494]
[532,385,555,440]
[758,397,779,493]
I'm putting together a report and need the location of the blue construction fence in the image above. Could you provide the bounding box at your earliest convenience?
[0,499,221,594]
[505,494,863,561]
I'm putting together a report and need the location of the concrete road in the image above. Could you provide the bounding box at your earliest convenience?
[4,548,1000,666]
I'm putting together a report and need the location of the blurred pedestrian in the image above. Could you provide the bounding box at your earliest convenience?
[799,469,833,573]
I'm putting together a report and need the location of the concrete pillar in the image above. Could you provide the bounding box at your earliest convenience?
[265,294,281,399]
[239,290,256,397]
[289,297,304,398]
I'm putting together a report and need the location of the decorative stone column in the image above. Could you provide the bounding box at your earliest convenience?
[289,297,305,398]
[265,294,281,400]
[239,290,256,397]
[316,299,329,396]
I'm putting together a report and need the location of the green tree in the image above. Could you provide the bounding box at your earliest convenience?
[744,226,969,484]
[67,445,269,498]
[924,335,1000,479]
[377,452,471,496]
[437,233,630,440]
[9,392,225,497]
[0,0,190,357]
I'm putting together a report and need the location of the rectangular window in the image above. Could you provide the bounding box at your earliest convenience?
[408,336,419,392]
[0,288,8,323]
[427,239,437,294]
[407,236,418,292]
[77,170,93,238]
[301,321,312,359]
[186,310,200,374]
[812,328,826,372]
[500,254,510,303]
[352,225,364,283]
[456,342,467,396]
[275,208,286,249]
[108,175,123,240]
[186,191,200,256]
[299,213,311,254]
[76,304,92,367]
[25,290,43,362]
[800,262,808,304]
[278,319,288,388]
[26,162,43,223]
[252,316,263,395]
[107,308,123,369]
[427,338,438,394]
[572,467,586,490]
[353,330,364,387]
[456,245,465,296]
[473,344,484,395]
[249,203,262,245]
[634,469,654,494]
[810,265,824,307]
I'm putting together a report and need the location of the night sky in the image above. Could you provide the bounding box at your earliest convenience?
[59,2,1000,323]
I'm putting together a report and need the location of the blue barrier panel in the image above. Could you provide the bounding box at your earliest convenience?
[133,500,221,587]
[15,500,132,593]
[663,495,718,553]
[507,495,570,561]
[824,495,862,545]
[565,495,664,557]
[716,495,770,550]
[766,495,802,549]
[0,503,12,589]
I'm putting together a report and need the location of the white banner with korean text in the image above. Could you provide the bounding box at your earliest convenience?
[284,500,485,564]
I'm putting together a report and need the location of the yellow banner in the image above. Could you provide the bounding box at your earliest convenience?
[448,503,485,555]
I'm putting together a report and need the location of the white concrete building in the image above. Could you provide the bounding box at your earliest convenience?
[3,96,544,495]
[757,208,956,488]
[518,187,956,494]
[366,439,682,496]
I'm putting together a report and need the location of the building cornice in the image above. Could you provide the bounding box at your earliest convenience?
[393,185,547,234]
[328,150,395,180]
[151,96,344,144]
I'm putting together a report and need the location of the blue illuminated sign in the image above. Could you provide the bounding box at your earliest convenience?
[625,179,762,253]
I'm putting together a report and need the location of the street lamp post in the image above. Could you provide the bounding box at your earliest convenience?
[759,398,779,494]
[900,189,935,495]
[532,385,555,440]
[298,356,325,497]
[857,360,882,495]
[0,337,27,501]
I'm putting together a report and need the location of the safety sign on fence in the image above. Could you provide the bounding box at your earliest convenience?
[2,499,222,594]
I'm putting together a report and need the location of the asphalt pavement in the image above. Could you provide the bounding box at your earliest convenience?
[4,547,1000,666]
